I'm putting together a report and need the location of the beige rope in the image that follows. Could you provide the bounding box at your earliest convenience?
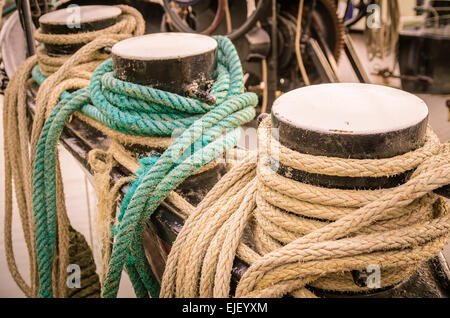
[86,133,225,287]
[88,149,134,289]
[84,175,94,250]
[4,56,40,297]
[2,5,145,297]
[161,117,450,298]
[160,152,260,298]
[34,5,145,77]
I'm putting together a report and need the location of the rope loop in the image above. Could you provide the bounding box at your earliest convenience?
[88,149,114,174]
[269,127,442,178]
[34,5,145,77]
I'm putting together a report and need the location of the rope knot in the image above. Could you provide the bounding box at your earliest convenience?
[88,149,114,174]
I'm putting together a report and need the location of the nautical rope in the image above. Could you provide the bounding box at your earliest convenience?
[161,116,450,298]
[3,57,40,298]
[31,35,258,298]
[2,5,144,298]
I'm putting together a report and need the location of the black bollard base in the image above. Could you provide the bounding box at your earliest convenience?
[39,5,122,54]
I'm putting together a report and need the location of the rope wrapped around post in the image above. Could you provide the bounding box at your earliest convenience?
[2,5,145,298]
[34,5,145,76]
[31,35,258,298]
[160,116,450,298]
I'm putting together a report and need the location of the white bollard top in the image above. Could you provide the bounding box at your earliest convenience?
[272,83,429,135]
[112,33,218,61]
[39,5,122,25]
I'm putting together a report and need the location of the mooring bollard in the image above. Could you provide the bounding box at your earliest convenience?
[112,33,218,95]
[110,33,227,203]
[110,33,230,280]
[38,5,122,54]
[270,83,450,297]
[272,83,429,189]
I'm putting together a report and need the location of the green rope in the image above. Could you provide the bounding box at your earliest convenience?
[32,65,47,86]
[32,36,258,298]
[2,4,16,17]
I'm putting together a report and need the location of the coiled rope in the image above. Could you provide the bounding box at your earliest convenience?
[34,5,144,76]
[31,35,258,298]
[161,116,450,298]
[3,5,144,297]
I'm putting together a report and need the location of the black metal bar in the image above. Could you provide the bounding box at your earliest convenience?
[306,37,338,83]
[310,28,341,83]
[267,0,278,109]
[344,0,375,28]
[343,32,371,83]
[302,0,316,39]
[16,0,36,57]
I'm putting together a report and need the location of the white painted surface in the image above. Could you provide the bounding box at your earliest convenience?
[0,12,31,78]
[112,33,218,60]
[39,5,122,25]
[272,83,429,135]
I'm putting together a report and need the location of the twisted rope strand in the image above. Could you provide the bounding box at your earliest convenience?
[34,5,145,76]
